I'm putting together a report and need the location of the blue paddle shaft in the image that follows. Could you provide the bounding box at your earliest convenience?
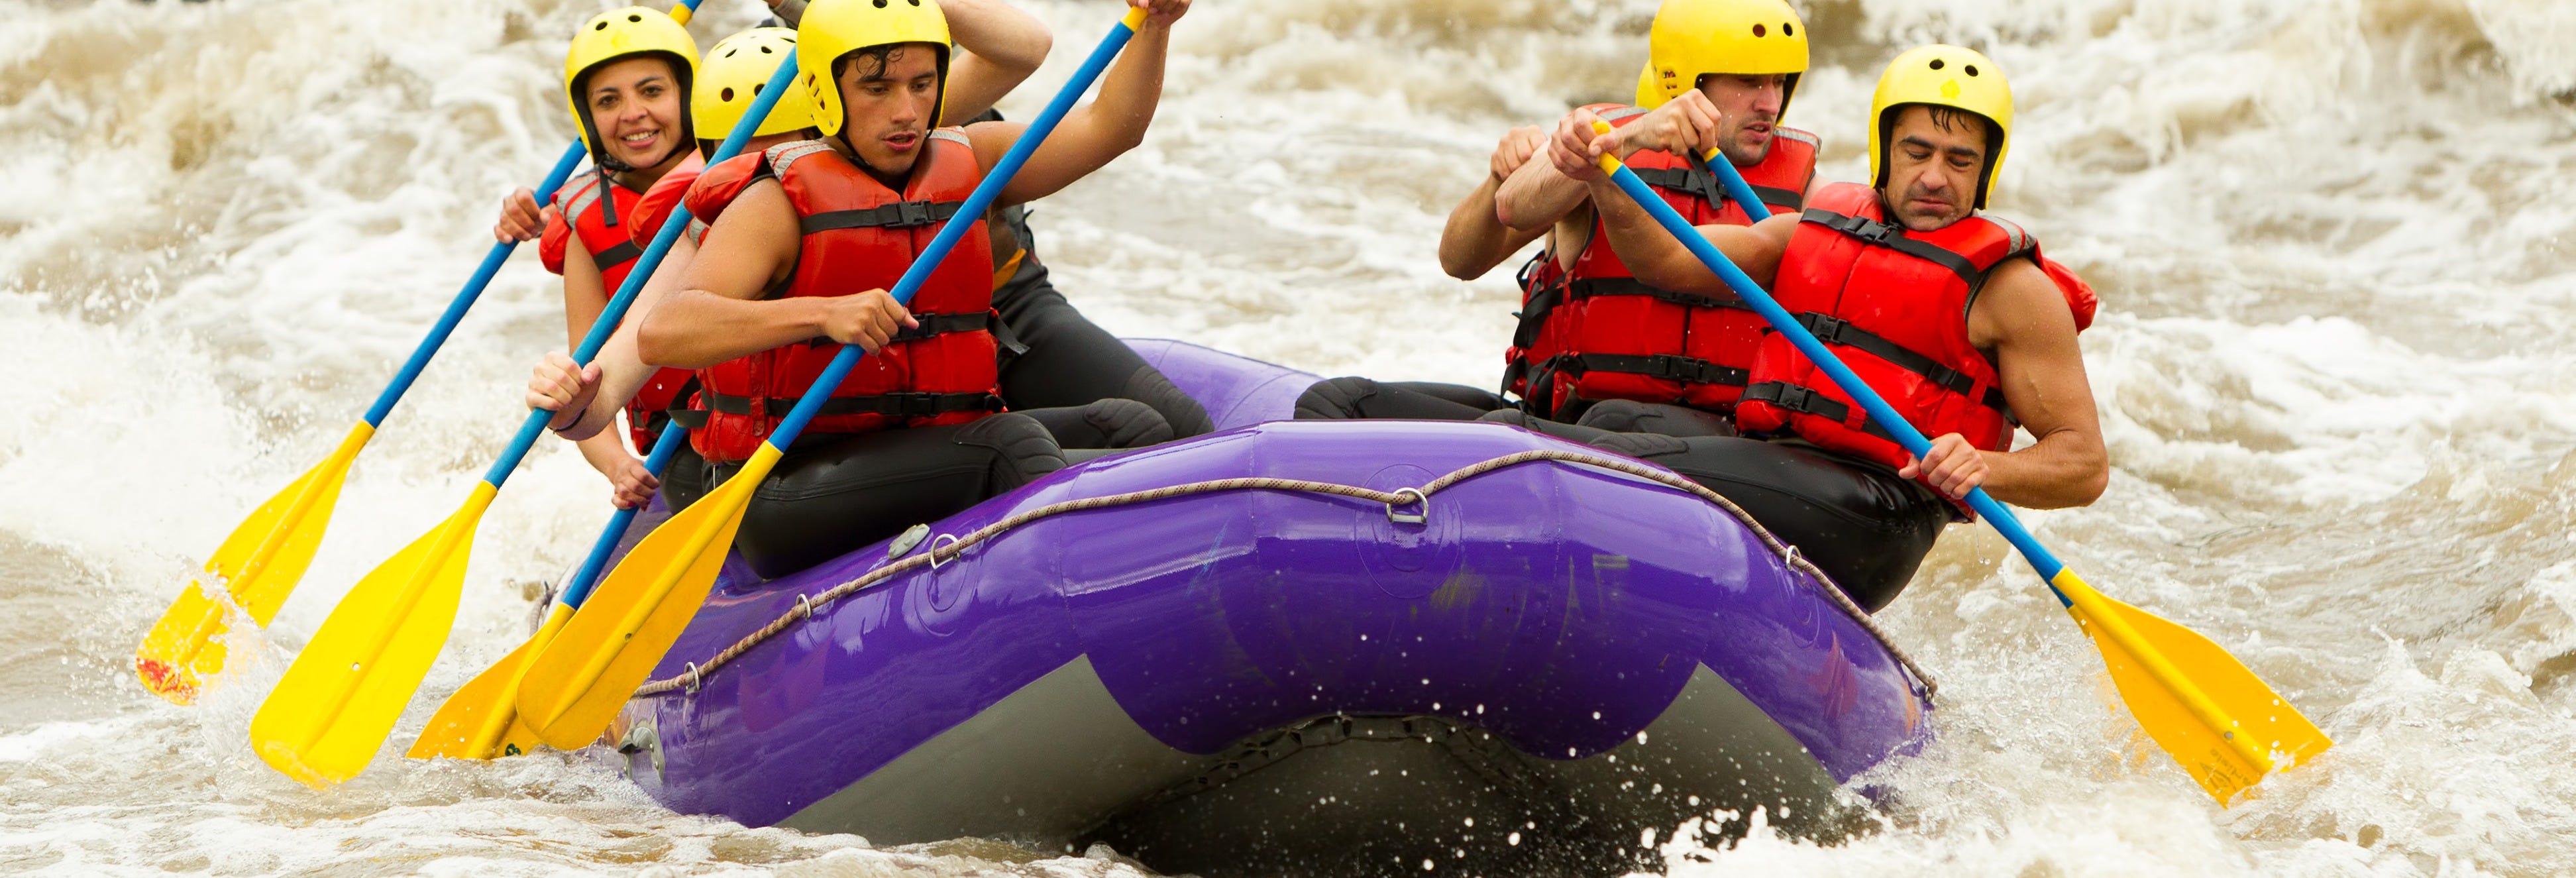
[560,424,690,607]
[1699,150,1772,223]
[480,56,805,490]
[769,15,1144,447]
[362,140,586,428]
[1602,162,2070,588]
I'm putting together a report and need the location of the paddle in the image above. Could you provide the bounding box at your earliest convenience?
[131,142,588,706]
[407,423,690,761]
[512,7,1155,751]
[244,45,792,789]
[1585,121,2330,803]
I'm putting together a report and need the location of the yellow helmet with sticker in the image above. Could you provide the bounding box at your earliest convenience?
[564,7,700,167]
[1635,0,1808,115]
[694,28,821,140]
[1866,44,2013,209]
[798,0,952,138]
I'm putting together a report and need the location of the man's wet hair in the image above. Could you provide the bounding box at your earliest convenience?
[833,44,921,82]
[1921,105,2000,155]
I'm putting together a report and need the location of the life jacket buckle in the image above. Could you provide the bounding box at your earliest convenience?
[895,199,936,227]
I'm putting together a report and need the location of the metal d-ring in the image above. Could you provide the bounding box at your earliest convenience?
[1386,487,1428,525]
[795,593,816,620]
[928,533,962,569]
[683,662,704,694]
[1780,543,1803,571]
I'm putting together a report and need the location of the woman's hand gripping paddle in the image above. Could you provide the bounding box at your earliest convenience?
[131,142,588,707]
[406,425,689,760]
[243,29,775,789]
[511,7,1156,753]
[1586,122,2329,804]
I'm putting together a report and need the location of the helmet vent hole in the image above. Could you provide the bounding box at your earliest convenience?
[873,0,887,6]
[1751,24,1766,36]
[760,45,773,54]
[626,13,641,22]
[1964,65,1980,76]
[721,87,735,101]
[1783,23,1794,36]
[1927,58,1945,70]
[593,21,608,30]
[752,83,763,96]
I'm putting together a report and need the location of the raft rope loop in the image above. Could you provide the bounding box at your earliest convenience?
[633,449,1938,700]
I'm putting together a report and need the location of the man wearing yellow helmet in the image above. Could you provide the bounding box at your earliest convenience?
[509,2,1071,514]
[600,0,1191,577]
[1299,0,1819,431]
[1540,44,2109,612]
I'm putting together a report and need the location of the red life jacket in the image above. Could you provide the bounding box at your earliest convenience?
[680,134,1003,464]
[543,164,660,291]
[1734,182,2098,506]
[616,157,709,453]
[1505,104,1817,419]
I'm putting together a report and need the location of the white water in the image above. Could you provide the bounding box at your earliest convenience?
[6,0,2576,874]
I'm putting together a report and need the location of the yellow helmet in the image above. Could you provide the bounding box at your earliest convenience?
[1866,44,2013,209]
[564,7,700,167]
[1636,0,1809,115]
[798,0,952,139]
[694,28,820,142]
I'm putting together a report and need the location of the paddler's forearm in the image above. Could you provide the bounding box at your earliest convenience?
[1494,156,1587,231]
[993,17,1171,205]
[1438,176,1544,280]
[1585,176,1782,296]
[939,0,1053,122]
[1977,427,2109,510]
[637,290,837,370]
[572,430,635,474]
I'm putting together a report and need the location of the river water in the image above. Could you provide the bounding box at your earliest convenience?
[5,0,2575,874]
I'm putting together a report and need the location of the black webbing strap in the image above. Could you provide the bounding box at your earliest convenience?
[1631,165,1729,215]
[1574,353,1749,388]
[1790,312,2008,411]
[1798,207,1986,289]
[1509,252,1566,350]
[801,199,965,233]
[1752,184,1803,211]
[703,390,1001,419]
[1741,382,1895,442]
[592,239,641,272]
[1565,276,1748,312]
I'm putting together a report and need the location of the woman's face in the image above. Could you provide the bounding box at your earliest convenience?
[585,56,685,168]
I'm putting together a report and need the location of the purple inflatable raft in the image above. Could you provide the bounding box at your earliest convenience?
[599,341,1934,875]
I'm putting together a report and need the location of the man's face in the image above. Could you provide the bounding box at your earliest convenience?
[835,44,942,176]
[1880,105,1989,231]
[1696,73,1788,166]
[585,56,684,169]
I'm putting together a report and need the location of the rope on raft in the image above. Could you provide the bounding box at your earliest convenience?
[633,448,1938,700]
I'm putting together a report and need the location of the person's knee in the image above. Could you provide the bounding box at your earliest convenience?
[955,412,1065,489]
[1293,376,1377,420]
[1575,400,1735,438]
[1122,365,1214,437]
[1077,398,1173,449]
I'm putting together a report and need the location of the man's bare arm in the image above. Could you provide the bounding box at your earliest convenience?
[939,0,1052,124]
[1438,125,1550,280]
[1957,258,2108,508]
[979,0,1189,207]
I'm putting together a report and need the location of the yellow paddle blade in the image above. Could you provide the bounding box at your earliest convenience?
[136,423,374,705]
[2058,571,2332,802]
[248,484,492,789]
[517,456,763,750]
[407,604,574,760]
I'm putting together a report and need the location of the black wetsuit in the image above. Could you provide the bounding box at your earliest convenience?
[1476,410,1951,612]
[1295,375,1945,608]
